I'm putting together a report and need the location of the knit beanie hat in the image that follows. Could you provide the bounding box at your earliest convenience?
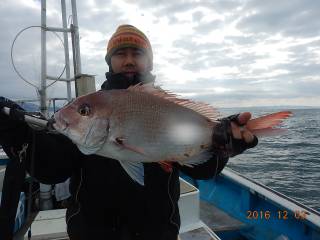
[105,24,153,71]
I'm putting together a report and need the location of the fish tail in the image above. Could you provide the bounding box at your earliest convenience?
[246,111,292,137]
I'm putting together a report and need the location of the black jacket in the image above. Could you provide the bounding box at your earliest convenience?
[0,73,229,240]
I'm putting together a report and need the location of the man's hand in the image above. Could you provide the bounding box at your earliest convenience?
[212,112,258,157]
[231,112,254,143]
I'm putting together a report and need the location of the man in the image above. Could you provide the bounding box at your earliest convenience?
[0,24,257,239]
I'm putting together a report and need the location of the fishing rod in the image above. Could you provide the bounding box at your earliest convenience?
[1,106,54,129]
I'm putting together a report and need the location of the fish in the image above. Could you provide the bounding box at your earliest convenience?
[53,84,292,185]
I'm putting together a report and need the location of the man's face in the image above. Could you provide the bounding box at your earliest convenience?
[110,47,149,78]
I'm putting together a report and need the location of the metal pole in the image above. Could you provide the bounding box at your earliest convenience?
[61,0,72,101]
[2,107,48,127]
[40,0,53,211]
[53,99,56,113]
[71,0,82,76]
[45,27,71,32]
[40,0,48,117]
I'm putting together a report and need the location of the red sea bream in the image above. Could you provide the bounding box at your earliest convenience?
[53,85,292,185]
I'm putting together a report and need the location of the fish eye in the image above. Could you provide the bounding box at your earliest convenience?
[78,104,91,116]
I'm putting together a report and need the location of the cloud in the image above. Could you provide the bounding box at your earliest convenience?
[192,19,224,34]
[192,11,204,22]
[0,0,319,108]
[237,0,320,37]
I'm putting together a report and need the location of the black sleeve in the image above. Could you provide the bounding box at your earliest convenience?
[25,129,81,184]
[177,154,229,180]
[1,124,81,184]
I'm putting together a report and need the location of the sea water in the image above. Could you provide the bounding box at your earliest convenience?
[220,107,320,212]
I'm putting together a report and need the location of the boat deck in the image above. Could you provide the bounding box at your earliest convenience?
[6,168,319,240]
[200,201,245,232]
[11,179,225,240]
[15,206,225,240]
[179,226,218,240]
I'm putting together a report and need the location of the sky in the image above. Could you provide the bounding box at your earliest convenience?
[0,0,320,108]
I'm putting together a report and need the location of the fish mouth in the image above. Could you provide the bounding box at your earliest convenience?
[47,118,57,131]
[53,112,69,132]
[59,122,69,131]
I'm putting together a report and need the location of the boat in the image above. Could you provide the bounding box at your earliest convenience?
[0,147,9,166]
[1,155,320,239]
[181,170,320,240]
[1,0,320,239]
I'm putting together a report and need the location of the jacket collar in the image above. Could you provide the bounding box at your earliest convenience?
[101,72,156,90]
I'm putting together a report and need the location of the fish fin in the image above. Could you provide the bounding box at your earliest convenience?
[127,84,220,121]
[159,161,173,172]
[246,111,292,137]
[114,137,146,155]
[77,144,101,155]
[119,160,144,186]
[129,82,154,91]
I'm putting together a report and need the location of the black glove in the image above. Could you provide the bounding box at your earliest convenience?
[0,97,28,146]
[0,97,25,129]
[212,114,258,157]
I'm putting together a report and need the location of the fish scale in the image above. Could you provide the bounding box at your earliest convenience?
[105,90,213,163]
